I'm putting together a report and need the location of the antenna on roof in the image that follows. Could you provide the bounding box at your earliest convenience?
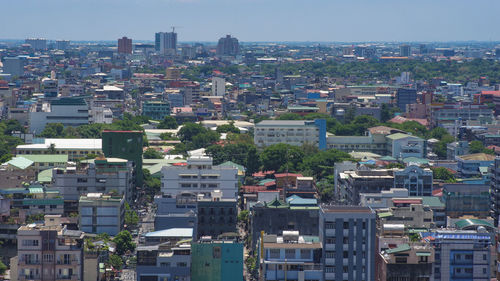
[171,26,183,33]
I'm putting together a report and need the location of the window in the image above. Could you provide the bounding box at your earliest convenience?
[326,238,336,244]
[269,249,280,259]
[325,223,335,229]
[160,262,170,267]
[464,268,473,274]
[325,266,335,273]
[213,247,221,258]
[300,249,311,259]
[285,249,295,259]
[343,222,349,229]
[177,262,187,267]
[325,251,335,258]
[343,251,348,258]
[343,266,348,273]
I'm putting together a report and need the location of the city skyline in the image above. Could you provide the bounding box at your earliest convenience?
[2,0,500,42]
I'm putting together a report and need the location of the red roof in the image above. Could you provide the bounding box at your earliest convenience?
[241,185,267,193]
[275,173,303,178]
[481,91,500,96]
[432,188,443,197]
[392,198,422,204]
[252,170,275,177]
[263,181,276,187]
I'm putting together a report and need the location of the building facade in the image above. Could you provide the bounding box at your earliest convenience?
[78,193,125,236]
[254,119,327,150]
[190,238,243,281]
[118,36,132,54]
[216,35,239,56]
[394,165,433,197]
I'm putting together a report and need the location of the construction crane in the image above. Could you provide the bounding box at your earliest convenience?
[171,26,183,33]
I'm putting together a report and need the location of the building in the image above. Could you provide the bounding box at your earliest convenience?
[447,141,469,160]
[443,183,490,219]
[337,168,395,205]
[456,153,495,178]
[55,40,70,50]
[166,67,181,80]
[258,231,323,281]
[211,77,225,97]
[254,119,327,150]
[491,157,500,226]
[95,85,124,100]
[2,56,26,76]
[25,38,47,50]
[378,198,435,229]
[154,193,198,234]
[319,205,376,281]
[29,97,89,134]
[136,241,191,281]
[142,101,171,121]
[117,36,132,54]
[400,44,411,57]
[190,237,244,281]
[5,154,68,173]
[216,35,239,56]
[53,157,134,213]
[197,190,237,239]
[359,188,409,209]
[78,193,125,236]
[394,165,433,197]
[430,103,493,131]
[420,230,491,281]
[102,130,143,187]
[16,138,102,161]
[386,133,426,159]
[155,32,177,55]
[396,88,417,112]
[12,215,84,281]
[161,156,238,199]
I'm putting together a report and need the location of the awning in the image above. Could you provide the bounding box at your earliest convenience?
[416,252,431,256]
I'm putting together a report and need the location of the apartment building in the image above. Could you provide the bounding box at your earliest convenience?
[16,138,102,161]
[197,190,237,239]
[258,231,323,281]
[161,156,238,199]
[11,216,84,281]
[394,165,433,197]
[78,193,125,236]
[320,205,376,281]
[136,241,191,281]
[254,119,327,150]
[337,168,395,205]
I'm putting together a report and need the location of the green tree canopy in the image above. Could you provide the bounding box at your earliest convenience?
[260,143,304,172]
[113,230,136,255]
[143,148,164,159]
[431,167,456,182]
[157,116,178,129]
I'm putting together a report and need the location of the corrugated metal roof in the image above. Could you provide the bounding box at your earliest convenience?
[385,243,410,254]
[22,154,68,163]
[7,157,34,169]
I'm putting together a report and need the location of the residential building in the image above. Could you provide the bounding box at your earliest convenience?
[254,119,327,150]
[154,193,198,234]
[155,32,177,55]
[337,168,395,205]
[29,97,89,134]
[359,188,409,209]
[491,157,500,226]
[2,56,26,76]
[55,40,70,50]
[211,77,225,96]
[102,130,143,187]
[0,164,36,188]
[396,88,417,112]
[118,36,132,54]
[142,100,171,121]
[136,241,191,281]
[78,193,125,236]
[12,215,84,281]
[95,86,124,100]
[430,103,493,131]
[143,228,193,246]
[258,231,323,281]
[394,165,433,197]
[447,141,469,160]
[25,38,47,50]
[197,190,237,239]
[216,35,239,56]
[400,44,411,57]
[161,156,238,199]
[456,153,495,178]
[320,205,376,281]
[166,67,181,80]
[6,184,64,219]
[5,154,68,173]
[443,183,490,219]
[378,198,434,229]
[420,230,491,281]
[16,138,102,161]
[190,237,244,281]
[386,133,426,159]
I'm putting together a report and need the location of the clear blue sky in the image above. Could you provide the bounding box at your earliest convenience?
[2,0,500,42]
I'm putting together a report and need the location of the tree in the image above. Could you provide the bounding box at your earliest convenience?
[157,116,178,129]
[113,230,136,255]
[143,169,161,195]
[260,143,304,172]
[143,148,164,159]
[39,123,65,138]
[216,123,240,134]
[109,254,123,270]
[206,143,261,175]
[159,132,177,141]
[124,203,139,227]
[237,210,249,224]
[47,143,57,154]
[0,260,7,275]
[469,140,493,154]
[277,113,303,120]
[300,149,353,179]
[177,123,206,142]
[431,167,456,182]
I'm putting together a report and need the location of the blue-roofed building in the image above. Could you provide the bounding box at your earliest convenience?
[419,230,492,281]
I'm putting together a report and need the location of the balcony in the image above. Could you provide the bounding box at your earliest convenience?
[18,260,41,265]
[19,275,41,280]
[325,258,335,265]
[56,275,79,281]
[56,260,80,266]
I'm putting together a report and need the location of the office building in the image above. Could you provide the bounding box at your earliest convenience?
[166,67,181,80]
[319,205,376,281]
[396,88,418,112]
[155,32,177,55]
[11,215,84,281]
[211,77,225,96]
[258,231,323,281]
[491,157,500,226]
[378,198,435,229]
[2,56,26,76]
[337,168,395,205]
[400,44,411,57]
[29,97,89,134]
[191,237,244,281]
[117,36,132,54]
[142,100,171,121]
[420,230,491,281]
[78,193,125,236]
[55,40,70,50]
[254,119,327,150]
[216,35,239,56]
[102,130,143,187]
[154,193,198,234]
[25,38,47,50]
[443,183,490,219]
[197,190,237,239]
[136,241,191,281]
[394,165,433,197]
[161,156,238,199]
[16,138,102,161]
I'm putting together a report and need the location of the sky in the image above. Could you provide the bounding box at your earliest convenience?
[2,0,500,42]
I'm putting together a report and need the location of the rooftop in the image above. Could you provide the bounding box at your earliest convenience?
[457,153,495,161]
[321,205,374,214]
[145,228,193,238]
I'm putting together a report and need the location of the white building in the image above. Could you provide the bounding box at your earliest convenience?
[16,138,102,161]
[25,38,47,50]
[79,193,125,236]
[359,188,409,209]
[161,156,238,199]
[211,77,225,96]
[89,105,113,124]
[29,98,89,134]
[254,120,327,149]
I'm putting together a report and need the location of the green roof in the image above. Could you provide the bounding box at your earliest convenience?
[302,236,320,243]
[379,156,397,161]
[218,161,246,172]
[6,157,34,169]
[403,157,429,165]
[409,196,444,208]
[266,198,289,208]
[28,187,43,194]
[37,168,54,183]
[145,163,167,177]
[455,219,494,229]
[386,133,419,140]
[416,252,431,257]
[385,244,411,254]
[23,199,63,206]
[22,154,68,163]
[378,212,393,218]
[258,179,275,186]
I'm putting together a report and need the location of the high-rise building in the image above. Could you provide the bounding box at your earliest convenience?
[55,40,70,50]
[79,193,125,236]
[320,205,376,281]
[400,44,411,57]
[191,238,243,281]
[29,97,90,134]
[25,38,47,50]
[2,56,26,76]
[155,32,177,55]
[396,87,418,112]
[491,157,500,226]
[216,35,239,56]
[393,165,433,197]
[102,130,144,187]
[117,36,132,54]
[211,77,225,96]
